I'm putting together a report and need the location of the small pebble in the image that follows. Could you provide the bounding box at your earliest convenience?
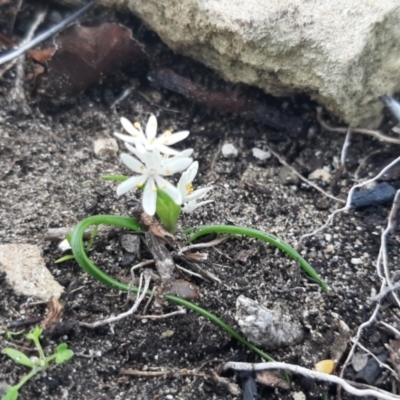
[252,147,271,160]
[94,138,118,158]
[222,143,238,158]
[350,182,396,209]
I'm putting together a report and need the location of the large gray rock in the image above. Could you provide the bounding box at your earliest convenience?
[98,0,400,127]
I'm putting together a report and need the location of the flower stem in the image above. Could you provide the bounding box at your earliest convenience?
[70,215,275,362]
[186,225,328,292]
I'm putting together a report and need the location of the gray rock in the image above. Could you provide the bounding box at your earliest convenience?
[222,143,238,158]
[235,295,304,349]
[0,244,64,301]
[94,138,118,158]
[98,0,400,127]
[120,234,140,254]
[279,166,299,185]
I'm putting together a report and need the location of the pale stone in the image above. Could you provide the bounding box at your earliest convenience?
[222,143,238,158]
[252,147,271,161]
[94,138,118,158]
[98,0,400,127]
[235,295,304,349]
[0,244,64,301]
[308,169,332,182]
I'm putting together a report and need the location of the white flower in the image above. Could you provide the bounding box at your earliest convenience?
[177,161,213,213]
[114,115,189,155]
[117,147,192,215]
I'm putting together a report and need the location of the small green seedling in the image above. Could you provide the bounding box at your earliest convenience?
[1,327,74,400]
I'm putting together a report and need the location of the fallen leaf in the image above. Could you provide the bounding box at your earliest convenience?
[37,23,147,97]
[314,359,335,374]
[256,370,291,390]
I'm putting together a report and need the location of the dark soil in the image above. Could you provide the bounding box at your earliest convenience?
[1,4,400,400]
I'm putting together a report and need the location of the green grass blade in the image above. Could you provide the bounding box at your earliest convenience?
[187,225,328,292]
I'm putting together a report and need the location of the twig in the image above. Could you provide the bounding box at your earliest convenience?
[175,263,204,279]
[264,143,344,203]
[178,237,228,255]
[135,308,186,320]
[80,272,151,328]
[340,127,352,169]
[380,321,400,339]
[316,107,400,145]
[0,2,94,66]
[223,361,400,400]
[301,155,400,242]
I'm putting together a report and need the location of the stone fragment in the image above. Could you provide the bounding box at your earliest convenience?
[278,166,299,185]
[252,147,271,161]
[350,182,396,209]
[352,352,369,373]
[308,169,331,182]
[222,143,238,158]
[120,234,140,254]
[235,295,304,349]
[94,138,118,158]
[98,0,400,127]
[0,244,64,301]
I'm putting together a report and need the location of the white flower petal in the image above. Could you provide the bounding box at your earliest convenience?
[124,143,149,165]
[120,153,146,174]
[121,117,145,141]
[155,175,182,205]
[157,130,190,146]
[161,157,193,175]
[114,132,138,144]
[146,114,158,142]
[182,200,213,213]
[155,143,180,156]
[116,176,146,196]
[186,161,199,183]
[184,186,213,202]
[142,176,157,215]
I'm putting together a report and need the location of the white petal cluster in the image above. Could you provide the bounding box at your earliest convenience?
[114,115,213,215]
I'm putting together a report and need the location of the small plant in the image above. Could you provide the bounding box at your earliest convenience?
[67,114,327,362]
[1,327,74,400]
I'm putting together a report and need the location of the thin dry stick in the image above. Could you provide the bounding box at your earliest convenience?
[340,127,352,168]
[178,237,228,254]
[223,361,400,400]
[264,144,344,203]
[380,190,400,308]
[316,107,400,145]
[301,154,400,242]
[175,263,204,279]
[136,308,186,320]
[380,321,400,339]
[120,368,207,378]
[80,272,151,328]
[8,8,47,105]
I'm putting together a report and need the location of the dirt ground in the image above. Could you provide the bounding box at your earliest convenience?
[1,4,400,400]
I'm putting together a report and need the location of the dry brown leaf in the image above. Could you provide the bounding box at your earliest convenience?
[256,370,291,390]
[37,23,147,97]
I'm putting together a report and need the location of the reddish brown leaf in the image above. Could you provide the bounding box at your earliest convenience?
[38,23,147,97]
[28,48,56,65]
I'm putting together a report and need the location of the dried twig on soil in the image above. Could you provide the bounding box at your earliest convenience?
[80,272,151,329]
[301,155,400,242]
[264,143,344,203]
[223,361,400,400]
[316,107,400,145]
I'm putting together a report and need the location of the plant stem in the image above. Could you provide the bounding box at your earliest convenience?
[187,225,328,292]
[70,215,275,362]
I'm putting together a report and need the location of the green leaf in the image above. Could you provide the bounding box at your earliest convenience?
[55,255,76,264]
[187,225,328,292]
[102,175,129,182]
[155,189,182,234]
[2,386,19,400]
[55,348,74,364]
[65,232,73,245]
[2,349,33,368]
[26,327,42,342]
